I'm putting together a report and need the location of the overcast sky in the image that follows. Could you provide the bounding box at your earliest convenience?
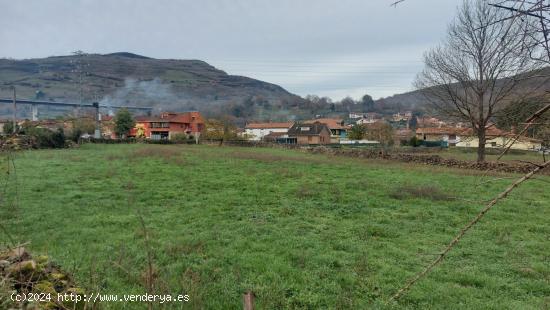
[1,0,463,100]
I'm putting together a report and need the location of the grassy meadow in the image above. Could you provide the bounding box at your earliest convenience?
[0,144,549,309]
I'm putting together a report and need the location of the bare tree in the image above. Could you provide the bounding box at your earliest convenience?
[489,1,550,63]
[490,2,550,147]
[415,0,539,162]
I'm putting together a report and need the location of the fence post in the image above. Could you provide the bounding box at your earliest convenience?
[242,291,255,310]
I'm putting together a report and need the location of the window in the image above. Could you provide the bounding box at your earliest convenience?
[301,127,310,131]
[151,131,169,140]
[150,122,169,128]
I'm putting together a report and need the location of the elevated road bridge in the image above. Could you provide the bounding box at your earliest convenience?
[0,98,153,121]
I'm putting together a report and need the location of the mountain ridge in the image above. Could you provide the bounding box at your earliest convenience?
[0,52,306,121]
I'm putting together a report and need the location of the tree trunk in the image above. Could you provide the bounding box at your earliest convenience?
[477,128,486,163]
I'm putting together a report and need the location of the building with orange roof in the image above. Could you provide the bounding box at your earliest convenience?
[304,118,348,143]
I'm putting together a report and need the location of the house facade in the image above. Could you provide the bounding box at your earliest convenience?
[415,127,462,146]
[455,128,542,150]
[244,122,294,141]
[356,113,381,125]
[304,118,347,143]
[416,127,542,150]
[287,122,331,145]
[129,111,204,140]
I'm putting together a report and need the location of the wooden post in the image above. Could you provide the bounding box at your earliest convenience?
[242,291,255,310]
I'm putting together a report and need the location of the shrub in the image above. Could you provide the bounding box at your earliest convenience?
[51,128,66,148]
[20,125,67,149]
[69,127,83,143]
[409,136,421,147]
[171,133,189,143]
[3,122,19,134]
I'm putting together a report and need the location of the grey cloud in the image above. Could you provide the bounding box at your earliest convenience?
[0,0,463,99]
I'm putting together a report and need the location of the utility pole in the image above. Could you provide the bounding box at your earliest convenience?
[12,86,17,134]
[93,102,101,138]
[72,50,87,118]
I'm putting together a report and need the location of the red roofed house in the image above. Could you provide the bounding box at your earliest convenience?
[304,118,348,143]
[129,111,204,140]
[415,127,463,146]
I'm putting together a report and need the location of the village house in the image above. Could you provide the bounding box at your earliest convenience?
[287,122,331,145]
[356,113,381,125]
[348,112,365,119]
[129,111,204,140]
[392,111,413,122]
[304,118,348,143]
[456,127,542,150]
[416,116,447,128]
[395,128,414,145]
[416,127,542,150]
[244,122,294,141]
[415,127,462,146]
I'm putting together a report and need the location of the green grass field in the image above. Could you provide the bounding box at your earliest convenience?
[1,144,549,309]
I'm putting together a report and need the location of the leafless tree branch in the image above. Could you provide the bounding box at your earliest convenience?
[389,159,549,302]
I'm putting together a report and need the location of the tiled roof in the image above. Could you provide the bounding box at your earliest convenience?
[161,111,204,123]
[304,118,346,129]
[458,127,507,137]
[288,122,330,136]
[245,122,294,129]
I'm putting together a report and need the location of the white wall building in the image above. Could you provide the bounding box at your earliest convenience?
[244,122,294,141]
[349,112,364,119]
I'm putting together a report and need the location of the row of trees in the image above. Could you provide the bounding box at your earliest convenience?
[218,93,378,124]
[304,94,376,113]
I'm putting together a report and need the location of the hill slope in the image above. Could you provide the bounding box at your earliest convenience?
[0,53,306,121]
[374,67,550,116]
